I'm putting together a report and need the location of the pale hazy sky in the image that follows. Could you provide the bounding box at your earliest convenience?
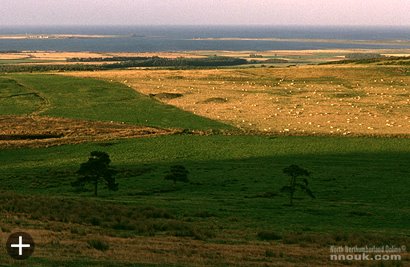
[1,0,410,26]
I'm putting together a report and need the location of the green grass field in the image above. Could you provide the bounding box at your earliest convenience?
[0,74,232,130]
[0,73,409,266]
[0,59,55,64]
[0,77,44,115]
[1,135,410,234]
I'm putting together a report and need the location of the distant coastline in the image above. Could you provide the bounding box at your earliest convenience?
[1,26,410,52]
[191,37,410,47]
[0,34,123,40]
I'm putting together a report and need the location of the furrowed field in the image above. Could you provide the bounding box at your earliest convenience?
[0,64,409,266]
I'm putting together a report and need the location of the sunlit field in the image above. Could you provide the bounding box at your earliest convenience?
[67,63,410,137]
[1,52,409,266]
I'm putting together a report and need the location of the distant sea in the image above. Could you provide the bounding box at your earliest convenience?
[1,26,410,52]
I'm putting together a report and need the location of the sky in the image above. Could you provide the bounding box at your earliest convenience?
[1,0,410,26]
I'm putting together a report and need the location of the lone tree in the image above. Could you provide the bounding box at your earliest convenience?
[72,151,118,196]
[164,165,189,185]
[280,164,315,206]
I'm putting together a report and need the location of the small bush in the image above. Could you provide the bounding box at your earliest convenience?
[111,221,136,231]
[333,232,349,242]
[349,211,372,217]
[87,239,109,251]
[282,232,332,245]
[265,249,275,257]
[257,231,282,241]
[150,93,183,99]
[89,217,102,226]
[0,225,11,233]
[193,211,215,218]
[70,226,87,236]
[141,207,174,219]
[202,97,228,104]
[172,223,215,240]
[133,221,155,235]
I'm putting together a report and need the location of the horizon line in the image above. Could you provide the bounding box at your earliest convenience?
[3,24,410,28]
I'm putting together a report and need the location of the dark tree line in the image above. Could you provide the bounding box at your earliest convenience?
[1,56,248,73]
[67,56,151,62]
[107,56,247,68]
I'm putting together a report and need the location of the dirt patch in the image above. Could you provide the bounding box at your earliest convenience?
[0,134,63,140]
[201,97,229,104]
[149,92,184,100]
[0,115,178,148]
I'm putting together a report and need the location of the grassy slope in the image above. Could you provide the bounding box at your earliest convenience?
[0,77,43,115]
[0,74,232,130]
[1,135,409,236]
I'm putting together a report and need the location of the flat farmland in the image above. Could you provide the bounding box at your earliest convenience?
[66,64,410,137]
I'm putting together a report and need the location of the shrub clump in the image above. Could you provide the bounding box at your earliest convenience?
[257,231,282,241]
[87,239,109,251]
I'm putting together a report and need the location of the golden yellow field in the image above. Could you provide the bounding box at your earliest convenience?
[0,51,206,62]
[66,64,410,137]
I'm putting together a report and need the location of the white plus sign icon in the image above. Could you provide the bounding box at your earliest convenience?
[11,235,31,256]
[6,232,35,260]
